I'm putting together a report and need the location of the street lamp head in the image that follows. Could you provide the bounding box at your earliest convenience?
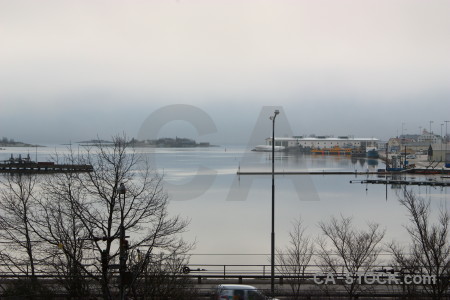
[270,109,280,120]
[118,182,126,195]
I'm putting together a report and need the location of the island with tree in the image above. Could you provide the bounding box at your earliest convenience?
[0,137,41,147]
[129,137,213,148]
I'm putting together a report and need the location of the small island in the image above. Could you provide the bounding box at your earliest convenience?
[0,137,41,148]
[130,137,212,148]
[77,139,114,146]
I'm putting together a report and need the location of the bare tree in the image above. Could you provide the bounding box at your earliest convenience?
[388,189,449,300]
[316,215,385,299]
[128,251,197,299]
[0,174,40,276]
[276,218,315,300]
[0,173,55,298]
[37,135,192,299]
[35,167,93,298]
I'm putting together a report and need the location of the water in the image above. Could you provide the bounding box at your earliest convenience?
[1,145,448,266]
[156,147,448,266]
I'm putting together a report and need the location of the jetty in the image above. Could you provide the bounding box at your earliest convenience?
[0,154,93,174]
[237,169,449,176]
[237,168,450,187]
[236,169,450,175]
[237,170,379,175]
[0,162,93,174]
[350,178,450,187]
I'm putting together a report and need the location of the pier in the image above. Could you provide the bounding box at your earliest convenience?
[0,162,93,174]
[237,168,450,176]
[237,170,450,186]
[237,170,379,175]
[0,153,93,174]
[350,178,450,187]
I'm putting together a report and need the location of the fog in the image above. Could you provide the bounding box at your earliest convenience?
[1,1,449,145]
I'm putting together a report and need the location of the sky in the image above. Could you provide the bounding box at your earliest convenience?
[1,0,450,145]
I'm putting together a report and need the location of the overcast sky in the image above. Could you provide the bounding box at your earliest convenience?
[1,0,450,145]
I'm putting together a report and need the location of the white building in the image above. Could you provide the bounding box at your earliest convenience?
[266,136,379,149]
[417,131,442,144]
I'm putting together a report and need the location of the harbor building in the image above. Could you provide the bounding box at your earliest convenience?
[417,130,443,144]
[265,136,379,150]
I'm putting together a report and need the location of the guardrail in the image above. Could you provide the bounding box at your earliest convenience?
[0,264,448,299]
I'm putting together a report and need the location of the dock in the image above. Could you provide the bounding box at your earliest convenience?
[236,170,450,186]
[0,162,93,174]
[350,179,450,187]
[237,168,450,176]
[237,170,378,175]
[0,153,93,174]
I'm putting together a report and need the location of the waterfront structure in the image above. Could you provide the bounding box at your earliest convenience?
[266,136,379,150]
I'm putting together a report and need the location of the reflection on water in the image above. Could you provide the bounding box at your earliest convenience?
[241,151,383,172]
[1,145,448,265]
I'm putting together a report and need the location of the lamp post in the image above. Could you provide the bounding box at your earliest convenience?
[441,123,444,160]
[401,122,405,144]
[118,182,127,300]
[270,109,279,296]
[445,121,449,163]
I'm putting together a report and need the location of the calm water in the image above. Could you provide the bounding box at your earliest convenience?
[1,145,449,266]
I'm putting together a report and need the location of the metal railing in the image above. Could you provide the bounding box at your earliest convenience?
[0,263,448,299]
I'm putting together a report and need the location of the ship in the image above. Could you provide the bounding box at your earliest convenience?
[366,147,380,159]
[311,146,352,155]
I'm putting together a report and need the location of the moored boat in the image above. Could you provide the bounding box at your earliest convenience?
[366,147,379,158]
[311,146,352,155]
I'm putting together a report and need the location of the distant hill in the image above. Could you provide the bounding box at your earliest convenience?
[0,137,41,147]
[131,137,212,148]
[77,139,113,144]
